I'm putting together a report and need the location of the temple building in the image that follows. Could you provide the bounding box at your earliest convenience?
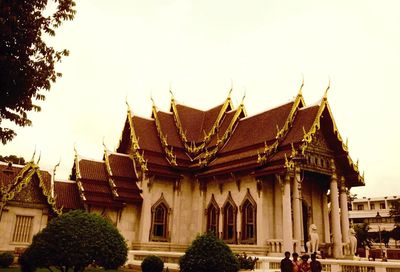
[0,87,364,258]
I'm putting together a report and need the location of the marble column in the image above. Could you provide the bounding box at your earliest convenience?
[282,173,293,253]
[339,176,350,249]
[330,160,343,258]
[292,166,302,253]
[322,192,331,244]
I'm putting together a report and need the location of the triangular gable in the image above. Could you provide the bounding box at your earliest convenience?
[0,162,62,215]
[298,97,364,187]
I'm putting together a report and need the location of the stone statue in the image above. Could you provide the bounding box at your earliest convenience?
[349,228,357,256]
[306,224,319,254]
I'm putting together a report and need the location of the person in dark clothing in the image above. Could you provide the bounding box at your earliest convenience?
[310,253,322,272]
[281,251,293,272]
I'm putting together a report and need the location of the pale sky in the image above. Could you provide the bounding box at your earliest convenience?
[2,0,400,197]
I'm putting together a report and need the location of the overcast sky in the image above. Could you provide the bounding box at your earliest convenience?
[2,0,400,198]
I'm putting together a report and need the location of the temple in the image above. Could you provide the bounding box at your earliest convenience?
[0,87,364,258]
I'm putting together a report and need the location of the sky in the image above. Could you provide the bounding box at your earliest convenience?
[2,0,400,197]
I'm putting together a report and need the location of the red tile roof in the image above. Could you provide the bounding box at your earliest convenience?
[54,181,83,210]
[115,94,364,186]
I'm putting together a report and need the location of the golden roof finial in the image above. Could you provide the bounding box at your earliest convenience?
[323,77,330,100]
[73,143,78,158]
[299,74,304,96]
[169,84,174,100]
[240,90,246,106]
[151,96,157,110]
[126,99,132,116]
[30,145,37,162]
[102,137,108,151]
[53,157,61,183]
[36,151,41,164]
[229,79,233,95]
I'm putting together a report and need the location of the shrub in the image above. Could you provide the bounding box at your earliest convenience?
[141,255,164,272]
[179,232,239,272]
[0,252,14,268]
[236,252,258,270]
[20,210,127,272]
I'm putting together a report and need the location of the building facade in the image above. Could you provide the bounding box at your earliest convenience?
[349,196,399,233]
[0,89,365,258]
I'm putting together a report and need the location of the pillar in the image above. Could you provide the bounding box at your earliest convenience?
[339,177,350,247]
[282,173,293,253]
[322,192,331,243]
[292,167,302,253]
[330,160,342,258]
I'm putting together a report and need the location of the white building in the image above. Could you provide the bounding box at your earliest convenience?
[349,196,398,233]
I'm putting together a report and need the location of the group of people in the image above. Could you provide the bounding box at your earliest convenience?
[280,251,322,272]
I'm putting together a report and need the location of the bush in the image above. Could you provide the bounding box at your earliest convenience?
[236,252,258,270]
[0,252,14,268]
[141,255,164,272]
[179,232,239,272]
[20,210,127,272]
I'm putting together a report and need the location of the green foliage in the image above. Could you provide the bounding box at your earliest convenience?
[391,226,400,242]
[0,252,14,268]
[236,252,258,270]
[0,0,76,144]
[389,199,400,225]
[354,223,373,248]
[20,210,128,272]
[179,232,239,272]
[141,255,164,272]
[0,155,25,165]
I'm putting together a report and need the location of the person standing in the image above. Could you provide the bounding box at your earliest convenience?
[292,252,302,272]
[281,251,293,272]
[310,253,322,272]
[299,254,310,272]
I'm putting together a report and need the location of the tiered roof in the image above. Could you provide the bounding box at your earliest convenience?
[70,148,142,208]
[117,87,364,187]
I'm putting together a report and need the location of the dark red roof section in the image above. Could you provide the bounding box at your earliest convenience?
[0,163,52,192]
[0,163,22,188]
[281,105,319,146]
[221,102,294,153]
[54,181,83,210]
[78,159,123,207]
[175,104,206,142]
[108,153,138,179]
[79,159,108,181]
[107,153,143,203]
[157,111,184,149]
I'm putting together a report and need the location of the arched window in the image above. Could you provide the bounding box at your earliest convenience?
[150,194,170,242]
[222,192,237,243]
[206,194,219,236]
[240,189,257,244]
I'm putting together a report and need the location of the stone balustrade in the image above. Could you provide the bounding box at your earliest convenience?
[127,250,400,272]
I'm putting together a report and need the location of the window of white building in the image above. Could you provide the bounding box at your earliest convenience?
[12,215,33,243]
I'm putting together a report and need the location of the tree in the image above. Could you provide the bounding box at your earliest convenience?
[0,0,76,144]
[19,210,128,272]
[353,223,373,249]
[389,199,400,225]
[381,230,391,248]
[391,226,400,247]
[141,255,164,272]
[179,232,239,272]
[0,154,26,165]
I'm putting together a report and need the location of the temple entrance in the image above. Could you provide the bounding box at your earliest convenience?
[302,200,309,252]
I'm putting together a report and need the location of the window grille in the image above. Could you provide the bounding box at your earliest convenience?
[12,215,33,243]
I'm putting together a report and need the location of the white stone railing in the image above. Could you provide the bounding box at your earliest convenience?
[127,250,400,272]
